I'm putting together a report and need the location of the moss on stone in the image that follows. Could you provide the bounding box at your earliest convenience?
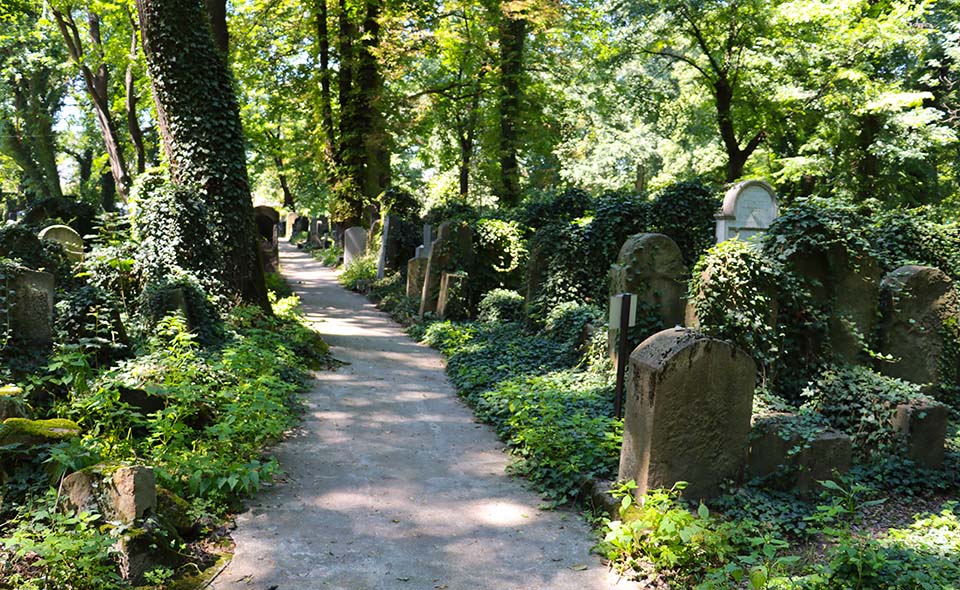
[0,417,81,441]
[0,385,22,396]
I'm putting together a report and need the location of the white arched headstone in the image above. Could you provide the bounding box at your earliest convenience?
[715,180,779,243]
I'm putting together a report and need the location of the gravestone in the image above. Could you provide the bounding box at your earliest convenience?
[419,222,473,317]
[284,212,298,239]
[253,206,279,274]
[789,246,881,363]
[422,224,434,257]
[308,218,320,246]
[369,220,382,253]
[892,402,948,469]
[343,226,367,267]
[38,224,83,262]
[437,271,468,320]
[524,239,548,309]
[332,223,344,248]
[608,233,687,355]
[377,215,401,279]
[407,256,428,298]
[619,327,756,500]
[715,180,779,243]
[878,265,960,395]
[7,269,54,344]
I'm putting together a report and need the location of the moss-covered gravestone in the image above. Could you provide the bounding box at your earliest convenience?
[0,417,81,446]
[419,222,472,317]
[6,269,55,344]
[619,328,756,500]
[878,265,960,396]
[523,238,548,309]
[608,233,687,355]
[789,245,880,363]
[39,224,84,262]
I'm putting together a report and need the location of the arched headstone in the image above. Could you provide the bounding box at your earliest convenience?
[38,224,83,262]
[619,327,756,500]
[715,180,779,243]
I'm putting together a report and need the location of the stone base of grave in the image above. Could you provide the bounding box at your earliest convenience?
[749,414,852,492]
[893,403,948,469]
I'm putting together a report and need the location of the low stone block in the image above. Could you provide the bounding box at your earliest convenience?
[0,385,29,420]
[893,403,948,469]
[8,269,54,344]
[749,413,852,492]
[0,417,80,447]
[108,466,157,524]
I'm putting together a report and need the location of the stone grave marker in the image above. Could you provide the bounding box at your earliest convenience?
[619,327,756,500]
[377,215,404,279]
[715,180,779,243]
[420,221,472,317]
[7,269,54,344]
[343,226,367,267]
[437,271,468,319]
[893,402,948,469]
[608,233,687,355]
[253,206,279,274]
[524,239,548,310]
[878,265,960,395]
[749,413,852,492]
[38,224,84,262]
[284,212,298,239]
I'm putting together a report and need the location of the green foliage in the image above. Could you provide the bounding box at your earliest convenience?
[0,222,72,282]
[338,253,378,291]
[264,272,293,298]
[543,301,604,361]
[512,187,593,232]
[691,240,788,382]
[470,218,527,297]
[800,364,934,453]
[80,213,140,315]
[0,492,121,590]
[477,288,525,323]
[379,186,421,218]
[370,272,420,325]
[867,207,960,280]
[650,179,718,267]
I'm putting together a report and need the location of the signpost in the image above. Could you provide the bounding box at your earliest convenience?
[610,293,637,418]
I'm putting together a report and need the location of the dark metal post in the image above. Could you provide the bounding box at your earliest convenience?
[613,293,632,419]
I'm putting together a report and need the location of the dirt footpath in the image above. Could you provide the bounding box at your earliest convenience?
[211,242,638,590]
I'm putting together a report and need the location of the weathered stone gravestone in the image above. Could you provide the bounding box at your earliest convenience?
[376,215,401,279]
[878,265,960,395]
[420,222,472,317]
[608,233,687,355]
[405,225,435,298]
[6,269,54,344]
[619,327,756,500]
[437,271,468,320]
[38,224,83,262]
[253,206,279,274]
[524,239,548,309]
[715,180,779,243]
[893,402,948,469]
[284,212,298,239]
[343,226,367,267]
[789,246,881,363]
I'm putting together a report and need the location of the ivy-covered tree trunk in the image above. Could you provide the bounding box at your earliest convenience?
[135,0,270,310]
[316,0,335,163]
[0,71,63,201]
[497,15,524,207]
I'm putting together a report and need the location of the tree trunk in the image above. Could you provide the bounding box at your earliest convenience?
[274,154,295,209]
[204,0,229,55]
[136,0,269,310]
[358,0,388,202]
[714,77,763,182]
[316,0,335,163]
[100,169,116,212]
[497,15,525,207]
[126,14,147,173]
[51,8,132,199]
[0,75,63,201]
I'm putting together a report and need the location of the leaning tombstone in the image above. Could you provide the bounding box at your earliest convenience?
[343,226,367,267]
[38,224,84,262]
[6,269,55,344]
[878,265,960,396]
[419,222,472,317]
[619,327,756,500]
[715,180,779,243]
[436,271,468,320]
[608,233,687,356]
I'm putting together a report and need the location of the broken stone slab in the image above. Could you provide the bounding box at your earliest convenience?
[892,402,948,469]
[420,221,473,317]
[749,412,853,492]
[0,417,80,447]
[619,327,756,500]
[38,224,84,262]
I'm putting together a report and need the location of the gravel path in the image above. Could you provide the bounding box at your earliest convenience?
[211,242,637,590]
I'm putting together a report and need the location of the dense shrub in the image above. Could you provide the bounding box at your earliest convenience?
[477,289,525,323]
[867,207,960,280]
[512,187,593,232]
[543,301,604,360]
[470,218,527,298]
[650,179,718,267]
[338,253,377,291]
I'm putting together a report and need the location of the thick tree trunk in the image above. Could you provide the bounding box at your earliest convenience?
[100,169,116,212]
[358,0,388,201]
[51,8,132,199]
[0,77,63,201]
[126,16,147,173]
[136,0,269,310]
[497,16,524,207]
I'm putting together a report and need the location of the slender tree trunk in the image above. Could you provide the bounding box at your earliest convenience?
[126,13,147,173]
[274,154,295,208]
[358,0,388,202]
[316,0,335,163]
[497,15,524,207]
[136,0,269,310]
[714,77,763,182]
[51,8,131,199]
[100,169,116,212]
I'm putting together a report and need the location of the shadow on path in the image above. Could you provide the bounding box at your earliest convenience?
[211,242,638,590]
